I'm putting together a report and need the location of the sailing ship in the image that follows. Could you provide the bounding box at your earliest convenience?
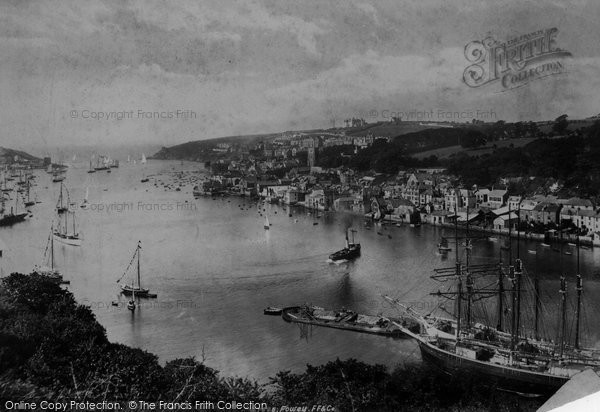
[53,207,82,246]
[328,228,361,262]
[388,214,600,396]
[117,241,157,298]
[94,155,110,171]
[34,224,67,284]
[140,153,147,164]
[55,183,70,214]
[264,215,270,230]
[87,158,96,173]
[0,192,28,226]
[24,180,36,207]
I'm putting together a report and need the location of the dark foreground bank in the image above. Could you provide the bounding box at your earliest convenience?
[0,273,544,411]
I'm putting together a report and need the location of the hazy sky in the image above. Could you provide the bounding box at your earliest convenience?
[1,0,600,151]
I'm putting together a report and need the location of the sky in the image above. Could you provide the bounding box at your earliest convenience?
[1,0,600,152]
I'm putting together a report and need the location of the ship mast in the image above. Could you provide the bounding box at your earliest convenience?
[454,203,462,340]
[559,276,567,357]
[137,241,141,289]
[575,235,582,350]
[465,205,472,329]
[515,258,522,341]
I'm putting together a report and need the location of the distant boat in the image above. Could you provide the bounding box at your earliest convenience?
[24,180,36,207]
[117,241,157,298]
[52,172,65,182]
[528,249,537,254]
[80,187,89,209]
[437,237,452,253]
[488,237,498,242]
[263,306,282,315]
[541,243,551,247]
[264,215,270,230]
[56,183,69,214]
[141,153,147,164]
[0,193,28,226]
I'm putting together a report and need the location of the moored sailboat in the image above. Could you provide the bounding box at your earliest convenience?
[117,241,157,298]
[34,224,67,284]
[53,208,82,246]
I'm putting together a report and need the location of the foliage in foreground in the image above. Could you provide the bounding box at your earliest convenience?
[0,273,544,411]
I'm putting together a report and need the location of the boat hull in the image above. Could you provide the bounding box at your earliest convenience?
[418,341,569,396]
[0,212,28,226]
[329,244,361,261]
[53,233,82,246]
[282,306,413,338]
[120,284,156,298]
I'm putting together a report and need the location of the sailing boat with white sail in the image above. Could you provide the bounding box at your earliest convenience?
[80,187,90,209]
[117,241,157,298]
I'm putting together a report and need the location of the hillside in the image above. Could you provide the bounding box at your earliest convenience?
[345,121,445,138]
[151,132,281,161]
[0,147,40,164]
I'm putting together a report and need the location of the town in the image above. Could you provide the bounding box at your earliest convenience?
[179,117,600,248]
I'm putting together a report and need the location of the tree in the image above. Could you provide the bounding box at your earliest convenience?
[553,114,568,134]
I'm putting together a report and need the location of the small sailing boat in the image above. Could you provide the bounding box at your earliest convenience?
[141,153,147,164]
[80,187,89,209]
[264,215,270,230]
[87,159,96,173]
[117,241,157,298]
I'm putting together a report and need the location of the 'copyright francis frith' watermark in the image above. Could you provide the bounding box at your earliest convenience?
[463,27,571,90]
[361,108,496,121]
[87,201,197,213]
[70,109,197,120]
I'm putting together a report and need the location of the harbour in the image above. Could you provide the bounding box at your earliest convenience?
[3,159,600,384]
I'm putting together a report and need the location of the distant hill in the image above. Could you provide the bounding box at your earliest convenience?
[0,147,41,164]
[151,122,457,161]
[151,133,281,161]
[345,121,445,138]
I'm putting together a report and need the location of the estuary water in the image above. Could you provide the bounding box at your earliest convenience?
[3,160,600,381]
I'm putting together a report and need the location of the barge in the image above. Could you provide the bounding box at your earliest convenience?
[281,305,419,338]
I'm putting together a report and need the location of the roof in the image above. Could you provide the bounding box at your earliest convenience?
[494,212,518,221]
[489,189,508,197]
[562,197,594,208]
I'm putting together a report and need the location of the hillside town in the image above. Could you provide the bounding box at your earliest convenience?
[194,130,600,247]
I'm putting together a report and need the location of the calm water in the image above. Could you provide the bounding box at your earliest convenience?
[3,160,600,381]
